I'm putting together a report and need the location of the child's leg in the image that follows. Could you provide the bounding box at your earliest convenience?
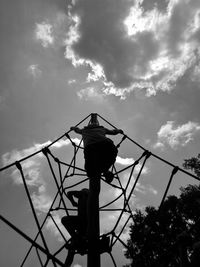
[99,141,118,173]
[61,216,78,237]
[64,249,75,267]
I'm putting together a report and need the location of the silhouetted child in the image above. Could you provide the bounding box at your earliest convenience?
[61,189,89,265]
[70,114,123,183]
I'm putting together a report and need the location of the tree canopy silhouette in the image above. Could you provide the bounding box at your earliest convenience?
[124,155,200,267]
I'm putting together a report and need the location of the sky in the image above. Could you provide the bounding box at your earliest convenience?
[1,0,200,266]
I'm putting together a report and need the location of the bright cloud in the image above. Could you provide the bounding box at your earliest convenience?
[124,3,167,36]
[35,21,54,47]
[87,63,105,82]
[116,156,149,175]
[35,12,69,48]
[116,156,134,166]
[153,120,200,150]
[2,138,74,168]
[64,0,200,98]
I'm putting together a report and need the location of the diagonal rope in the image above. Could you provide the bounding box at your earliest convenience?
[159,166,179,210]
[15,161,50,253]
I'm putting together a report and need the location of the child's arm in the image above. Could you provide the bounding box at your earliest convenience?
[70,126,83,134]
[66,191,80,207]
[105,128,124,135]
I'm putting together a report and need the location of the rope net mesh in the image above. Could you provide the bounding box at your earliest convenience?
[0,113,199,267]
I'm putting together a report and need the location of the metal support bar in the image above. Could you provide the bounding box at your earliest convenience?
[87,176,101,267]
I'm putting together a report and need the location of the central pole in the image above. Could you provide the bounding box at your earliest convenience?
[87,176,100,267]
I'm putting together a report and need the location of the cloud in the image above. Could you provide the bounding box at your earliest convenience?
[116,156,135,166]
[1,138,74,199]
[191,63,200,82]
[77,87,105,102]
[2,149,44,187]
[45,213,70,241]
[64,0,200,98]
[1,138,77,172]
[35,12,69,48]
[1,139,72,182]
[31,188,52,213]
[116,171,156,198]
[116,156,149,175]
[68,79,77,84]
[28,64,42,78]
[35,21,54,47]
[153,120,200,150]
[86,63,105,83]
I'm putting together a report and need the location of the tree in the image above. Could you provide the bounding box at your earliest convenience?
[183,154,200,178]
[124,196,188,267]
[124,155,200,267]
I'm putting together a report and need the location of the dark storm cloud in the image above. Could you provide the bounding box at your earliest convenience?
[65,0,200,98]
[66,0,159,88]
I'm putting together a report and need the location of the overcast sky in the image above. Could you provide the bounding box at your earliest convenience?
[1,0,200,266]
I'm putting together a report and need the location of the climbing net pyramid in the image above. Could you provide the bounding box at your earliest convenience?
[0,113,199,267]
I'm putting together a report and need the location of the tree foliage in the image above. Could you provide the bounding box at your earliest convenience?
[124,155,200,267]
[183,153,200,178]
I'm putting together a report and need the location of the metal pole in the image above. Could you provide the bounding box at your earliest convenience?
[87,176,101,267]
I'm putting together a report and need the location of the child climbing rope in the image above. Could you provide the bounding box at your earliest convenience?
[61,188,89,266]
[70,114,123,183]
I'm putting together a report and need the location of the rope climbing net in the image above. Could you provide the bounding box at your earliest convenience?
[0,113,200,267]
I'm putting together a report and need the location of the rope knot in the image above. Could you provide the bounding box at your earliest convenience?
[42,147,50,156]
[15,161,22,171]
